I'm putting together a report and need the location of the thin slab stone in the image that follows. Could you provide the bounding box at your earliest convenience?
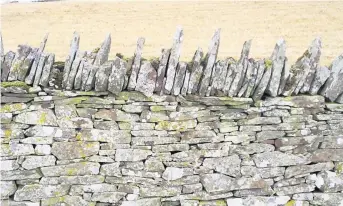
[155,48,171,93]
[62,32,80,88]
[127,37,145,90]
[187,48,204,94]
[39,53,55,87]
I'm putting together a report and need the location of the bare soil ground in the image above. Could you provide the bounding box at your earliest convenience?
[1,1,343,65]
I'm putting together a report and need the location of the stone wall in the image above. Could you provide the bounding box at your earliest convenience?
[1,28,343,206]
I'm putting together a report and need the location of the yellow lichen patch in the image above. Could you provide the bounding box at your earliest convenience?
[264,59,273,69]
[336,163,343,174]
[75,133,82,141]
[4,130,12,138]
[38,112,47,125]
[0,81,30,90]
[66,168,77,176]
[285,200,296,206]
[0,103,24,113]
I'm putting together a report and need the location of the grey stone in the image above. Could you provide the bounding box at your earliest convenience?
[135,61,157,97]
[32,52,48,86]
[17,48,38,81]
[187,48,204,94]
[74,54,90,90]
[62,32,80,88]
[258,95,325,108]
[91,192,126,203]
[0,160,20,171]
[128,37,145,90]
[164,26,183,94]
[311,149,343,162]
[8,45,32,81]
[122,198,162,206]
[234,143,275,154]
[14,109,57,126]
[241,166,284,178]
[253,151,309,167]
[312,193,343,206]
[274,184,315,195]
[278,57,290,95]
[256,130,285,141]
[155,120,197,131]
[301,37,322,93]
[51,141,99,160]
[203,155,241,177]
[265,39,286,97]
[200,173,269,193]
[1,51,16,81]
[14,184,70,201]
[181,65,191,96]
[172,62,187,95]
[80,57,96,90]
[76,129,131,143]
[39,53,55,87]
[41,162,100,176]
[155,49,171,93]
[95,109,139,122]
[140,186,182,197]
[22,155,56,170]
[226,196,290,206]
[162,167,188,181]
[238,117,281,125]
[315,171,343,192]
[252,60,271,101]
[35,145,51,155]
[84,64,99,91]
[198,29,220,96]
[41,195,94,206]
[0,181,17,199]
[100,163,121,176]
[1,169,42,181]
[66,50,85,90]
[108,57,128,95]
[115,149,152,161]
[94,34,111,66]
[95,60,113,92]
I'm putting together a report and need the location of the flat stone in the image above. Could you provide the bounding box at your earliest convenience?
[94,34,111,66]
[115,149,152,161]
[91,192,126,203]
[22,155,56,170]
[140,186,182,197]
[315,171,343,192]
[14,184,70,201]
[311,149,343,162]
[1,169,42,180]
[258,95,325,108]
[164,27,183,94]
[241,166,284,178]
[233,143,275,154]
[38,53,54,87]
[155,49,171,93]
[122,198,162,206]
[256,131,285,141]
[0,181,17,199]
[274,184,315,195]
[77,129,131,143]
[128,37,145,90]
[51,141,99,160]
[108,57,128,95]
[210,59,229,95]
[0,160,20,171]
[312,193,343,205]
[203,155,241,177]
[238,117,281,125]
[253,151,309,167]
[41,195,94,206]
[40,162,100,176]
[14,109,57,126]
[198,29,220,96]
[155,120,197,131]
[95,60,113,92]
[226,196,290,206]
[100,162,121,176]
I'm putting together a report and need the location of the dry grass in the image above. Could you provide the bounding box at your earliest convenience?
[1,1,343,65]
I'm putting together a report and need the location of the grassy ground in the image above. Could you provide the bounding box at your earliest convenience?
[1,1,343,66]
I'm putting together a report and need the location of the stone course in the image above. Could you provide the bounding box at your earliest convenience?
[1,28,343,205]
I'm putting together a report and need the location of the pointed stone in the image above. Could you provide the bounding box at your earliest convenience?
[336,93,343,104]
[94,33,111,66]
[79,51,97,90]
[187,47,204,94]
[33,52,48,86]
[155,48,171,93]
[62,32,80,88]
[135,61,157,97]
[282,55,311,96]
[127,37,145,90]
[1,51,15,81]
[108,57,128,95]
[17,48,38,81]
[24,33,48,85]
[8,45,32,81]
[84,65,99,91]
[39,53,55,87]
[228,40,252,97]
[320,53,343,101]
[210,59,229,96]
[94,61,113,92]
[172,62,187,95]
[238,58,255,97]
[278,57,290,95]
[66,50,86,90]
[164,26,184,94]
[265,39,286,97]
[244,59,259,97]
[181,66,190,96]
[252,60,271,101]
[300,37,322,93]
[198,29,220,96]
[223,58,237,95]
[309,65,330,95]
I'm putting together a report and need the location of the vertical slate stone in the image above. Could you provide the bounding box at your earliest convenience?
[228,40,252,97]
[8,45,32,81]
[252,59,265,94]
[1,51,16,81]
[66,51,86,90]
[33,53,48,86]
[93,34,111,66]
[172,62,187,96]
[198,29,220,96]
[222,58,237,96]
[17,48,38,81]
[320,54,343,101]
[95,61,113,92]
[108,57,128,95]
[164,26,184,94]
[187,47,204,94]
[39,54,55,87]
[79,51,97,91]
[210,59,229,96]
[238,58,255,97]
[252,59,271,101]
[128,37,145,91]
[135,61,157,97]
[84,65,99,91]
[300,37,322,93]
[181,65,191,96]
[62,32,80,89]
[155,48,171,93]
[25,33,48,85]
[265,39,286,97]
[244,58,258,97]
[74,60,85,90]
[309,65,330,95]
[277,57,290,95]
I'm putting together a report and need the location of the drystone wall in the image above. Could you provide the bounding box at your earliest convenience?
[1,27,343,206]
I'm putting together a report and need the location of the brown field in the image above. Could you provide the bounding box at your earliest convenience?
[1,1,343,65]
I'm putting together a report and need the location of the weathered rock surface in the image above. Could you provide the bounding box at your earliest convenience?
[172,62,187,95]
[14,184,70,201]
[1,51,16,81]
[135,61,157,97]
[128,37,145,90]
[8,45,32,81]
[62,32,80,88]
[95,60,113,92]
[108,57,128,95]
[155,49,171,93]
[51,141,99,160]
[39,53,55,87]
